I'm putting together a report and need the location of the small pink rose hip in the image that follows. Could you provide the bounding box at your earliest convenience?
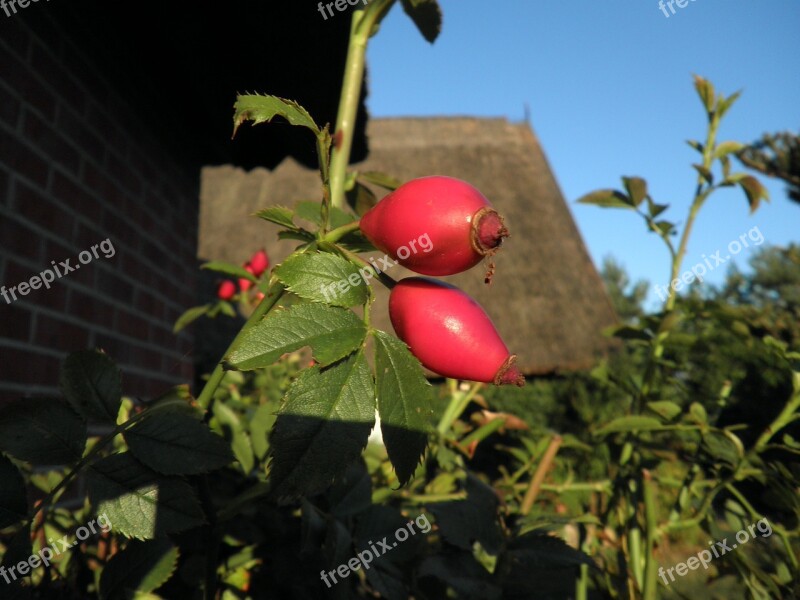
[217,280,236,300]
[389,277,524,386]
[249,249,270,277]
[239,264,256,292]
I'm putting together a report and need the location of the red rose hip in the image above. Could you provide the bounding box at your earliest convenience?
[249,249,270,277]
[389,277,524,386]
[359,176,508,276]
[217,280,236,300]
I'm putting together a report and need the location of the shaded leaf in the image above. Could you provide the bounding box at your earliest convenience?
[60,350,122,424]
[99,539,179,600]
[173,305,211,333]
[274,252,369,308]
[714,141,745,160]
[400,0,442,43]
[227,304,367,369]
[125,412,233,476]
[647,401,682,422]
[418,553,502,600]
[594,416,667,437]
[693,74,715,118]
[212,401,254,474]
[346,181,379,216]
[373,331,434,485]
[0,398,86,465]
[0,454,27,528]
[360,171,402,191]
[267,351,375,501]
[693,163,714,184]
[738,175,769,213]
[201,261,257,282]
[87,453,205,540]
[233,94,319,137]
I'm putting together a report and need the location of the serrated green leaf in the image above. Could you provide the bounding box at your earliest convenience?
[251,404,277,461]
[254,206,296,229]
[233,94,319,137]
[87,453,205,540]
[621,176,647,207]
[0,454,27,528]
[359,171,403,191]
[99,539,179,600]
[505,533,595,572]
[594,416,667,437]
[211,401,254,475]
[274,252,369,307]
[295,201,355,229]
[576,189,633,209]
[124,412,233,476]
[173,304,211,333]
[228,304,367,369]
[400,0,442,43]
[647,401,682,421]
[60,350,122,424]
[267,351,375,500]
[373,330,434,485]
[201,261,257,282]
[0,398,86,465]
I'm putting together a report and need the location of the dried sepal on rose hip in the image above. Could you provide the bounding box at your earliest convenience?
[389,277,524,386]
[359,176,509,276]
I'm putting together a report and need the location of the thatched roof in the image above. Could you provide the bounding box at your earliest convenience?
[199,117,618,376]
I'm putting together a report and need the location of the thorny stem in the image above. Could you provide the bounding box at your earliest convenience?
[196,279,286,414]
[329,0,396,210]
[333,243,398,290]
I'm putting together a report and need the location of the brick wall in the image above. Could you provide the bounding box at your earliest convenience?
[0,13,198,404]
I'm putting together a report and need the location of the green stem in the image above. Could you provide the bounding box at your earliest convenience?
[322,219,362,243]
[333,243,397,290]
[329,0,396,209]
[436,381,483,435]
[197,279,286,412]
[753,372,800,453]
[642,471,659,600]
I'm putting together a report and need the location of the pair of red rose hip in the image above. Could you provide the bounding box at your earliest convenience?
[360,176,524,386]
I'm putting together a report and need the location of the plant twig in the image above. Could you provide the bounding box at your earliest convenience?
[521,434,563,515]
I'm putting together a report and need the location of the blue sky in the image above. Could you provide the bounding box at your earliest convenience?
[366,1,800,306]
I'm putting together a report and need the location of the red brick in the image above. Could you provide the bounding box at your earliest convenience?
[117,307,151,341]
[0,128,49,187]
[105,151,142,198]
[51,170,104,217]
[22,108,81,174]
[95,269,134,303]
[57,106,105,166]
[0,20,30,61]
[103,210,139,248]
[13,181,74,240]
[85,101,127,156]
[135,288,165,320]
[0,211,44,262]
[0,347,60,387]
[0,166,9,208]
[1,52,56,122]
[0,84,20,128]
[30,41,85,114]
[33,314,89,351]
[0,303,32,342]
[2,259,67,311]
[67,288,116,329]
